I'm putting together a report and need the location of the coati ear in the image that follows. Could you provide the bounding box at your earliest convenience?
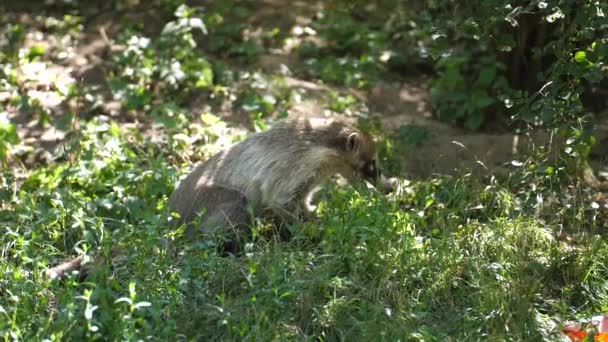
[346,132,360,152]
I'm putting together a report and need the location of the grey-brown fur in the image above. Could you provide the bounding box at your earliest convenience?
[168,117,396,248]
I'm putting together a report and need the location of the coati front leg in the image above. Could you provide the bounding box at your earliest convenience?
[297,179,323,223]
[298,188,321,223]
[266,184,321,240]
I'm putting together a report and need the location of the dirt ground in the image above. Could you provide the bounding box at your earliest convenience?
[2,0,607,182]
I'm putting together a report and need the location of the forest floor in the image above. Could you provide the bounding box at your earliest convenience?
[4,0,606,182]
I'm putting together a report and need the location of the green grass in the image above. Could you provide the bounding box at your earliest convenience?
[1,128,606,340]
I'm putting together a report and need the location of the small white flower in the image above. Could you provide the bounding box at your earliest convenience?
[128,35,139,46]
[123,67,134,77]
[0,111,9,125]
[171,61,185,81]
[380,51,392,62]
[291,26,304,36]
[138,37,150,48]
[546,8,565,23]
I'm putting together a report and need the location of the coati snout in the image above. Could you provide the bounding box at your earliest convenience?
[356,148,398,194]
[167,117,397,250]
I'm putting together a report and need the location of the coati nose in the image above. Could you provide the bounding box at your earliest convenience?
[378,174,398,193]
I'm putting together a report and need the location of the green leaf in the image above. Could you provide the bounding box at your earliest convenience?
[27,44,46,59]
[443,65,464,88]
[195,67,213,89]
[574,50,587,63]
[109,122,121,137]
[465,111,484,130]
[476,66,496,87]
[471,90,494,109]
[0,113,20,162]
[201,113,221,126]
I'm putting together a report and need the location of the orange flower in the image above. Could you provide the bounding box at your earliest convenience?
[595,333,608,342]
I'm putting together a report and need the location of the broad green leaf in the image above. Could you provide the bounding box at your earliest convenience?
[574,51,587,63]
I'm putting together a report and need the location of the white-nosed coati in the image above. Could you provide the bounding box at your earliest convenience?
[45,117,397,279]
[167,117,396,250]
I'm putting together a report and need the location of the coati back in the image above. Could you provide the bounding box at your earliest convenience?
[168,117,396,247]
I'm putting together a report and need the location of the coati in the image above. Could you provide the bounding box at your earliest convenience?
[45,117,396,279]
[167,117,397,249]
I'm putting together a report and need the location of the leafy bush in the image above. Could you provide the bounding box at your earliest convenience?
[108,5,213,112]
[324,0,608,130]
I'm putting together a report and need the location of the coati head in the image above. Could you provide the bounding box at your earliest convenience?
[320,120,397,194]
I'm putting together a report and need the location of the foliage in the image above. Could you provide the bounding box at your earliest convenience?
[108,5,213,113]
[423,0,608,130]
[298,5,391,88]
[325,0,608,130]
